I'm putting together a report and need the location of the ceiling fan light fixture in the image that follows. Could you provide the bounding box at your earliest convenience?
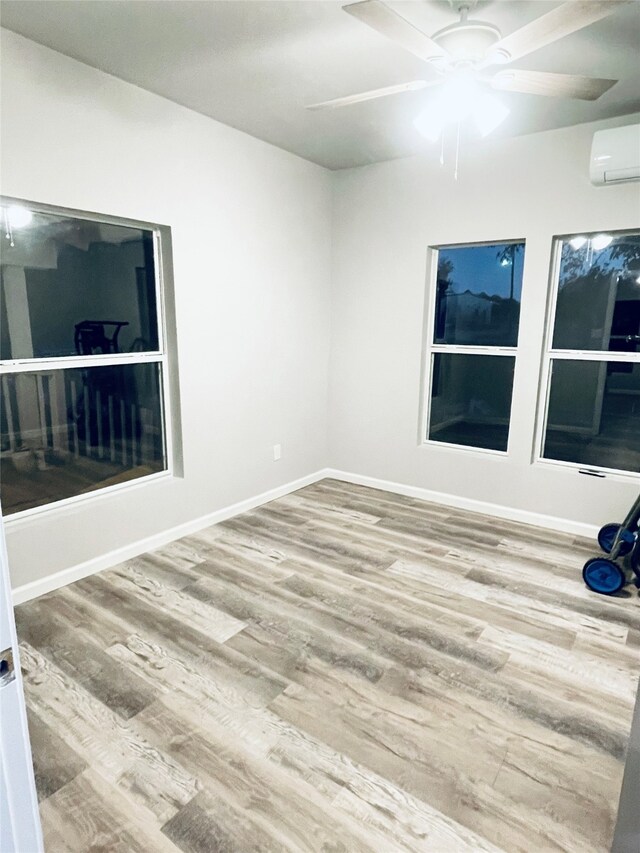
[413,74,478,141]
[443,73,480,118]
[569,236,588,250]
[413,104,446,142]
[414,76,507,142]
[592,233,613,251]
[6,205,33,229]
[473,93,510,137]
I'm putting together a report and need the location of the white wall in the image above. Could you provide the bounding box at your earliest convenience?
[2,27,639,594]
[329,116,640,527]
[1,30,332,589]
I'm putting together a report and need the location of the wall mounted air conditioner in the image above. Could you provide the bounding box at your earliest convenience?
[590,124,640,186]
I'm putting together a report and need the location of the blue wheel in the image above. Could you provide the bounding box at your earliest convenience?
[597,523,634,556]
[583,558,626,595]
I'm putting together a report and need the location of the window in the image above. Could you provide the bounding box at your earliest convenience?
[423,240,525,452]
[537,230,640,477]
[0,199,174,515]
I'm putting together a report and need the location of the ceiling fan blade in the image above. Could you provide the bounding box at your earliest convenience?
[343,0,446,65]
[306,79,435,110]
[487,0,631,64]
[491,69,618,100]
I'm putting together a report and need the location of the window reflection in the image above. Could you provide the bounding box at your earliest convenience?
[0,363,166,514]
[552,233,640,352]
[543,359,640,474]
[428,353,515,452]
[0,211,159,360]
[434,242,524,347]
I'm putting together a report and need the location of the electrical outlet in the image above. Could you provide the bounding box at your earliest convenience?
[273,444,282,461]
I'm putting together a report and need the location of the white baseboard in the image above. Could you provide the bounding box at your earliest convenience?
[13,465,599,605]
[324,468,600,540]
[11,469,329,605]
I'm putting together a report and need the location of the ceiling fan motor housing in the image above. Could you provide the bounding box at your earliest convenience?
[432,19,502,64]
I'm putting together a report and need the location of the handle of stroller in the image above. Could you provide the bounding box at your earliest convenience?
[620,493,640,535]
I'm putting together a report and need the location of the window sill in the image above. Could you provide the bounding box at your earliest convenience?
[419,439,510,458]
[532,457,640,483]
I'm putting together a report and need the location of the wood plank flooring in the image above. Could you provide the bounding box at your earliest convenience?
[15,478,640,852]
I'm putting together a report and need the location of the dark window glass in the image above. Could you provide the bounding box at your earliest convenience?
[0,209,159,359]
[543,359,640,474]
[434,242,524,347]
[552,233,640,352]
[0,363,166,514]
[428,353,515,452]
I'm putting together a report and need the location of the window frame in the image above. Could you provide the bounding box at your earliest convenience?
[533,228,640,481]
[419,238,525,456]
[0,196,179,521]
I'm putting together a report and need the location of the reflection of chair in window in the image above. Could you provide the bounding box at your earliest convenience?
[72,321,142,460]
[74,320,129,355]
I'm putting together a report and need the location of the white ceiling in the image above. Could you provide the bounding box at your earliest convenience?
[1,0,639,170]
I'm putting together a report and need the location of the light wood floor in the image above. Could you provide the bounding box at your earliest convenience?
[15,479,640,852]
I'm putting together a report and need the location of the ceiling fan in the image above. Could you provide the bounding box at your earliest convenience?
[306,0,628,138]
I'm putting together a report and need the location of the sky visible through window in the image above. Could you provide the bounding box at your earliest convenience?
[438,243,524,300]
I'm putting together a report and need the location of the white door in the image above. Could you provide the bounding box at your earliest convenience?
[0,506,43,852]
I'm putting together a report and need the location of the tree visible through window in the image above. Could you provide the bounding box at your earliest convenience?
[425,240,525,453]
[539,231,640,475]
